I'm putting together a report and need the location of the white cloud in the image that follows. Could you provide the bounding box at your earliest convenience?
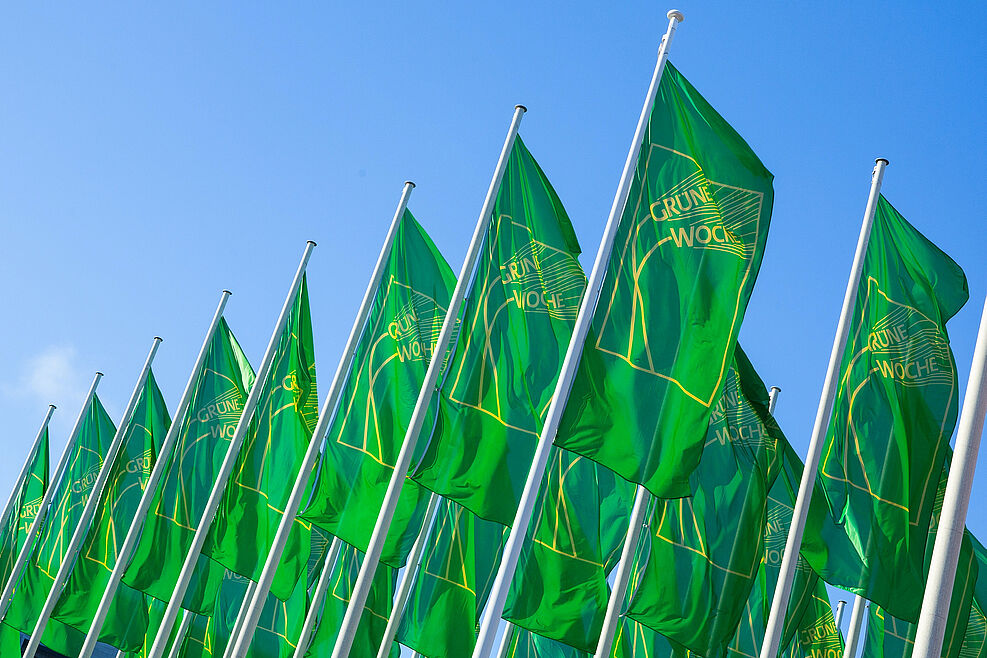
[3,345,89,418]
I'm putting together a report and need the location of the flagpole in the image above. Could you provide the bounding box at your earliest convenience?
[374,493,441,658]
[330,104,527,658]
[471,12,683,658]
[225,580,258,657]
[78,290,232,658]
[495,622,514,658]
[913,293,987,658]
[227,181,416,658]
[841,596,867,658]
[167,611,193,658]
[291,537,342,658]
[0,404,55,564]
[834,600,847,628]
[758,158,888,658]
[23,337,164,658]
[0,371,103,621]
[146,241,317,658]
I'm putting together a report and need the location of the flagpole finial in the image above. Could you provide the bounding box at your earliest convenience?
[667,9,684,21]
[153,336,164,343]
[222,289,233,296]
[307,240,318,247]
[404,181,416,188]
[770,386,781,394]
[96,371,105,377]
[49,404,56,410]
[515,104,527,113]
[876,158,889,166]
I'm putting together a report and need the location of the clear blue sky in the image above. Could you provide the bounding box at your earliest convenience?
[1,1,985,653]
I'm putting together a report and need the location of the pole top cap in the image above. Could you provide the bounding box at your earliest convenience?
[96,371,105,377]
[404,180,416,188]
[48,403,56,409]
[153,336,164,343]
[515,104,528,113]
[222,289,233,296]
[306,240,318,247]
[667,9,684,21]
[769,386,781,393]
[875,157,890,166]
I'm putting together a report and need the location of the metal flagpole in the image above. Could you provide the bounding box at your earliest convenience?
[330,104,527,658]
[224,580,258,657]
[23,338,164,658]
[166,611,193,658]
[227,182,416,657]
[291,537,342,658]
[78,290,232,658]
[495,622,514,658]
[758,158,889,658]
[146,241,317,658]
[834,600,847,628]
[0,404,55,560]
[841,596,867,658]
[0,371,103,620]
[375,493,441,658]
[913,293,987,658]
[471,11,683,658]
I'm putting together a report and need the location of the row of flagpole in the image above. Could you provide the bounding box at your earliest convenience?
[2,6,987,658]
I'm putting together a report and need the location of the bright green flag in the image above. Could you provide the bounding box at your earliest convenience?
[124,318,255,613]
[397,498,506,657]
[306,542,398,658]
[778,582,843,658]
[0,425,49,590]
[3,394,116,656]
[121,598,184,658]
[300,210,455,568]
[503,449,633,651]
[205,275,318,599]
[553,61,773,498]
[626,347,783,658]
[412,135,587,526]
[52,370,171,651]
[802,195,969,622]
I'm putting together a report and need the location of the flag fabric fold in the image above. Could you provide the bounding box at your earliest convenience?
[0,425,49,590]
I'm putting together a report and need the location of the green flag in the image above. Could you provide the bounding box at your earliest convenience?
[0,425,49,590]
[802,195,969,622]
[124,318,255,613]
[505,626,592,658]
[306,542,398,658]
[397,498,506,657]
[503,449,633,651]
[51,370,171,651]
[3,394,116,656]
[300,210,455,567]
[779,582,843,658]
[122,598,184,658]
[553,61,773,498]
[412,135,587,526]
[626,347,783,658]
[205,275,318,599]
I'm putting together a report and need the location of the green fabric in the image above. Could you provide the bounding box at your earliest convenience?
[778,580,843,658]
[52,370,171,650]
[121,598,184,658]
[306,543,398,658]
[802,195,969,622]
[413,135,587,526]
[124,318,255,613]
[3,394,116,655]
[300,210,455,568]
[626,347,783,658]
[505,626,592,658]
[503,449,633,651]
[0,425,49,591]
[554,61,774,498]
[206,275,318,599]
[397,498,506,658]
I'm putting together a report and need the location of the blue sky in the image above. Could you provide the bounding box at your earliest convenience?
[1,1,985,653]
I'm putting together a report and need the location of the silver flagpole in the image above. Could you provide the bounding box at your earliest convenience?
[23,338,164,658]
[913,294,987,658]
[375,493,441,658]
[0,371,103,620]
[146,241,317,658]
[471,11,683,658]
[841,596,867,658]
[495,622,514,658]
[78,290,232,658]
[594,486,649,658]
[166,610,193,658]
[758,158,889,658]
[0,404,55,563]
[223,580,258,658]
[227,182,416,657]
[291,537,342,658]
[834,600,847,628]
[330,104,526,658]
